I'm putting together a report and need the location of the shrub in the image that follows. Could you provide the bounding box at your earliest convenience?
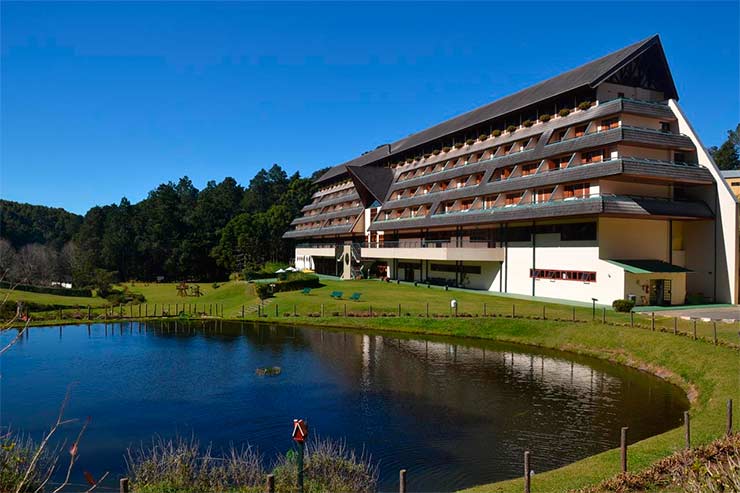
[612,299,635,312]
[272,437,378,493]
[578,101,593,110]
[539,114,551,122]
[454,142,464,149]
[432,149,441,155]
[558,108,571,117]
[0,281,92,298]
[478,134,488,141]
[254,273,321,300]
[126,437,265,493]
[442,146,451,153]
[491,129,502,137]
[522,119,534,127]
[405,158,413,163]
[506,125,517,133]
[0,432,57,493]
[465,139,475,146]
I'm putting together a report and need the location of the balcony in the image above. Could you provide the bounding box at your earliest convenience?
[361,239,505,262]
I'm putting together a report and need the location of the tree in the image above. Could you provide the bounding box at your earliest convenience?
[709,124,740,170]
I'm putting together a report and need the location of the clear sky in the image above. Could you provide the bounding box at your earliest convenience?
[2,1,738,214]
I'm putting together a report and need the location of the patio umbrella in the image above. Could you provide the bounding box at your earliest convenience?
[286,267,297,272]
[275,268,286,274]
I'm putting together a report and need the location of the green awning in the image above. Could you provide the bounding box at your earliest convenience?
[607,259,692,274]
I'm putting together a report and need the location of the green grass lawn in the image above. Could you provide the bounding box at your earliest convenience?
[0,287,108,307]
[4,278,738,492]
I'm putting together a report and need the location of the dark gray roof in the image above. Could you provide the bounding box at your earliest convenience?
[722,170,740,179]
[346,165,395,205]
[317,35,676,184]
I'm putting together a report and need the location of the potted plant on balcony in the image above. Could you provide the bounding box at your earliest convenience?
[539,114,551,123]
[424,152,432,159]
[523,119,534,127]
[558,108,571,117]
[432,149,441,155]
[405,158,413,163]
[478,134,488,142]
[454,142,464,149]
[465,139,475,146]
[578,101,594,110]
[442,146,452,153]
[491,129,502,137]
[506,125,517,133]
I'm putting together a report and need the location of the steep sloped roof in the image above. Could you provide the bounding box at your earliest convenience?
[317,35,675,184]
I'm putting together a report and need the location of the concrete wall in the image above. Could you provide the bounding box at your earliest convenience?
[596,82,664,102]
[599,180,671,198]
[624,272,687,306]
[599,217,670,261]
[669,100,738,303]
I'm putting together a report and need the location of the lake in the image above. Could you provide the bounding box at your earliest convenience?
[1,321,689,492]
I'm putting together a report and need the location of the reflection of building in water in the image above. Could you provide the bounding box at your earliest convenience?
[299,328,623,417]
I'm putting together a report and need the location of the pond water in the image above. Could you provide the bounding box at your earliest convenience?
[1,321,688,492]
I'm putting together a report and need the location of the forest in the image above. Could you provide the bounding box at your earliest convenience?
[0,164,328,287]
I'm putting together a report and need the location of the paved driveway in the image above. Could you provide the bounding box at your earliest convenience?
[653,306,740,320]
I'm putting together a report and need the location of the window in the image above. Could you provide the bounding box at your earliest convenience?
[535,188,553,203]
[674,152,687,163]
[530,269,596,282]
[431,264,481,274]
[574,125,588,137]
[732,182,740,187]
[617,92,625,98]
[560,222,597,241]
[600,118,619,131]
[460,200,474,211]
[660,121,671,133]
[564,183,590,199]
[581,149,606,164]
[504,193,520,206]
[521,163,538,176]
[483,195,497,209]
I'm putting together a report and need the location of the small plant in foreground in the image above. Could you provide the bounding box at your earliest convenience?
[578,101,594,110]
[522,119,534,127]
[491,129,502,137]
[506,125,517,133]
[539,113,551,122]
[558,108,571,117]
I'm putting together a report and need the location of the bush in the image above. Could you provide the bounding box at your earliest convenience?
[1,432,56,493]
[539,114,551,122]
[405,157,413,163]
[254,273,321,300]
[506,125,517,133]
[578,101,593,110]
[442,146,451,153]
[465,139,475,146]
[272,437,378,493]
[478,134,488,141]
[522,119,534,127]
[558,108,571,117]
[103,286,146,305]
[0,281,92,298]
[126,437,264,493]
[491,129,502,137]
[612,299,635,312]
[432,149,441,155]
[454,142,464,149]
[423,153,432,158]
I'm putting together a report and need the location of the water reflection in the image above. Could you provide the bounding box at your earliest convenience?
[2,321,688,492]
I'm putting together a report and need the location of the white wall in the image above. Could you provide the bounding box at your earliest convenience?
[669,100,738,303]
[599,217,669,261]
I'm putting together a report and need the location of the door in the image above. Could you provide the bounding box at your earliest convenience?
[404,267,415,282]
[649,279,672,306]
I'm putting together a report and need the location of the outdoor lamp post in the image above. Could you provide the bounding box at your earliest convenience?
[592,298,598,320]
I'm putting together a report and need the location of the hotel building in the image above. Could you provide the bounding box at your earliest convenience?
[284,36,739,306]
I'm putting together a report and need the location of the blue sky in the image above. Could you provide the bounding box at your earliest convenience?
[2,1,738,214]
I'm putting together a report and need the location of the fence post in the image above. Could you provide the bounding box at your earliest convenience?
[713,322,718,345]
[620,427,628,473]
[154,304,157,317]
[542,306,546,320]
[573,306,576,322]
[602,307,606,324]
[88,305,91,320]
[120,478,130,493]
[399,469,407,493]
[684,411,691,449]
[693,320,697,340]
[398,303,401,317]
[266,473,275,493]
[651,312,655,331]
[242,305,245,318]
[344,304,347,317]
[321,304,324,317]
[673,317,677,335]
[369,305,373,317]
[294,304,297,317]
[524,451,531,493]
[483,302,487,317]
[145,304,148,317]
[512,304,516,318]
[426,303,429,318]
[728,399,734,436]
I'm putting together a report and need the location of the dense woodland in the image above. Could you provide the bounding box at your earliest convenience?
[0,164,328,287]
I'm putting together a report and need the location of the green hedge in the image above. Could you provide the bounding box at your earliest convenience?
[255,274,321,299]
[0,281,92,298]
[612,299,635,312]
